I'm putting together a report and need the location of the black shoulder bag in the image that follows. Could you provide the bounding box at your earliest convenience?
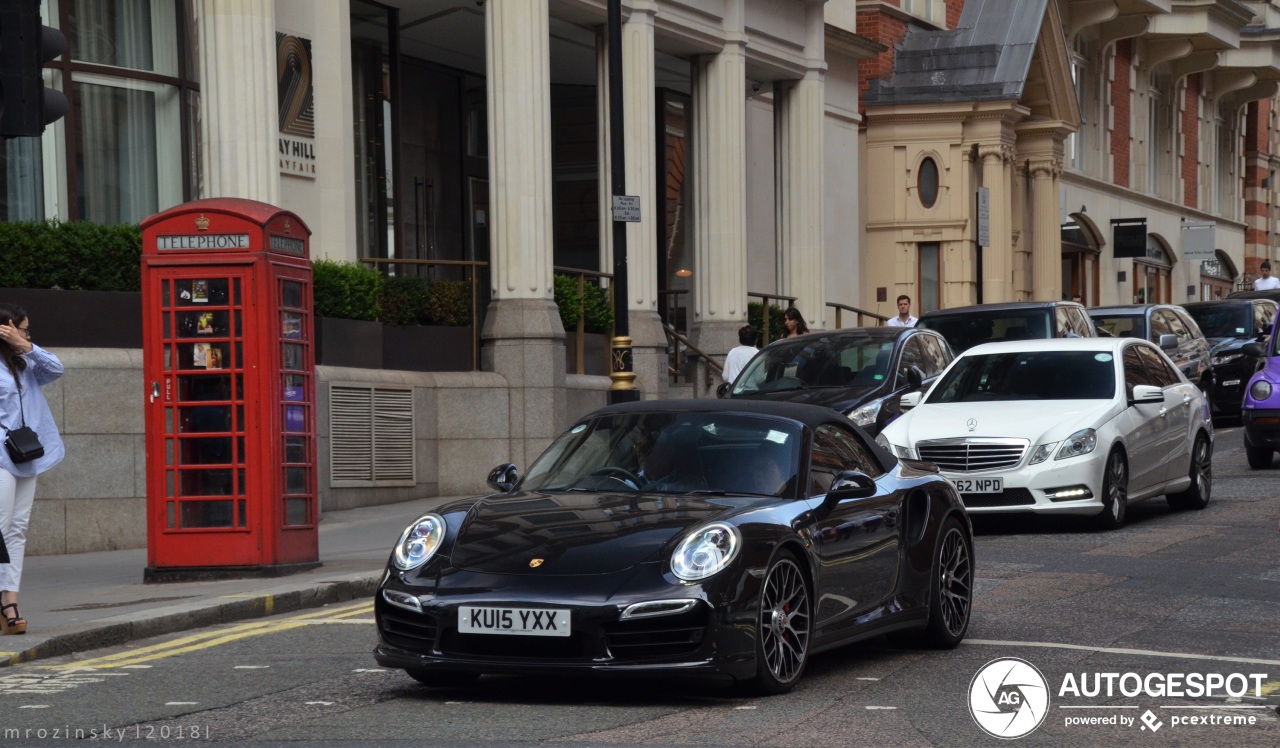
[4,386,44,464]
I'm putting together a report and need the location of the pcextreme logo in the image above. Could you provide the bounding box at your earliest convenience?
[969,657,1052,739]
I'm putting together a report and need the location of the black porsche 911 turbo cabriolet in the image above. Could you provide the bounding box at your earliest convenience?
[374,400,973,694]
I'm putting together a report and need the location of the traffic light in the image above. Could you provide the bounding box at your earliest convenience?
[0,0,68,138]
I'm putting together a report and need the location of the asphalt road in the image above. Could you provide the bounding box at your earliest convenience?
[0,424,1277,747]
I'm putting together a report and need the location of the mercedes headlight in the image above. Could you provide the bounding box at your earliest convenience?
[1054,429,1097,460]
[1028,442,1059,465]
[393,513,447,571]
[1212,352,1244,366]
[874,432,914,459]
[1251,380,1272,401]
[849,400,882,428]
[671,523,741,581]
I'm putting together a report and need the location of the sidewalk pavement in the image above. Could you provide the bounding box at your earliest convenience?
[0,495,460,668]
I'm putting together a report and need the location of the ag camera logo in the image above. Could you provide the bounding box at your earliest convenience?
[969,657,1051,739]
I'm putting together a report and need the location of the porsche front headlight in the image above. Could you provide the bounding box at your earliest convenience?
[671,523,741,582]
[393,513,447,570]
[1251,380,1272,401]
[1054,429,1097,460]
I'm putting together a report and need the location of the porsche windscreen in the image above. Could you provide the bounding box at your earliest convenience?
[731,335,894,395]
[520,412,803,498]
[927,350,1117,403]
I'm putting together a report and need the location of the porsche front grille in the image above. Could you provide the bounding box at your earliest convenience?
[917,438,1028,472]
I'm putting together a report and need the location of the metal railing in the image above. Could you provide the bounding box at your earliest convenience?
[553,266,615,375]
[360,258,489,371]
[827,302,890,328]
[662,321,723,388]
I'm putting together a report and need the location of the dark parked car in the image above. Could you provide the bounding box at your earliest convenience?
[1184,299,1278,417]
[719,327,954,435]
[1088,304,1215,402]
[374,400,973,694]
[916,300,1095,353]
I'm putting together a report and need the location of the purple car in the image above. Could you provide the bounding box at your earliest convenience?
[1241,318,1280,468]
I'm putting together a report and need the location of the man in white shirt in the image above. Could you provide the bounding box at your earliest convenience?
[722,325,759,384]
[1254,262,1280,290]
[885,295,918,327]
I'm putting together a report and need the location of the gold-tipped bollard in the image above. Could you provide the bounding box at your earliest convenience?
[608,335,639,402]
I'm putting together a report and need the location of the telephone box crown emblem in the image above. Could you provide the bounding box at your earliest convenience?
[194,214,210,231]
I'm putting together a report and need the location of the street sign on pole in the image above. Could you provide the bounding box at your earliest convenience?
[612,195,641,223]
[976,187,990,247]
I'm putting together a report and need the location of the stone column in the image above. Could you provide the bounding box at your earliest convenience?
[776,5,825,329]
[691,21,749,389]
[1030,158,1064,301]
[978,144,1012,303]
[480,0,565,466]
[197,0,279,203]
[621,1,667,399]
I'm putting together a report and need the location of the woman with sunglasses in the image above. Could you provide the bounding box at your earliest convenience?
[0,303,65,635]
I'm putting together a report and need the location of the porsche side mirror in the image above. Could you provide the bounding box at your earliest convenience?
[1130,384,1164,405]
[716,382,730,398]
[487,463,519,493]
[1158,333,1178,351]
[1243,342,1266,357]
[826,470,877,502]
[900,391,922,411]
[905,365,925,390]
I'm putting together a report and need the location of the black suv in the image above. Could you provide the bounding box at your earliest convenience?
[720,326,953,436]
[1184,298,1278,417]
[1088,304,1214,401]
[916,300,1095,353]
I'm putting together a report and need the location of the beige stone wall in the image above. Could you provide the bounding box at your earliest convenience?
[26,349,610,556]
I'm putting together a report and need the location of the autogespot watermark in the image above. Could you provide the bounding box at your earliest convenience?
[968,658,1273,739]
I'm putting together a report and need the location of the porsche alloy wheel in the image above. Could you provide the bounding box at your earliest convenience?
[1096,450,1128,530]
[754,552,811,694]
[1167,433,1212,510]
[932,519,972,645]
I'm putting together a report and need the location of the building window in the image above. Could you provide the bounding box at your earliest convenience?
[917,157,939,209]
[5,0,201,224]
[919,243,940,313]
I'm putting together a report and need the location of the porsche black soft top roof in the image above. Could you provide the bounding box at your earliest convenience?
[584,398,898,474]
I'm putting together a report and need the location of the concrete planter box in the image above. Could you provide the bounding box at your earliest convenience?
[314,317,383,369]
[382,324,473,372]
[1,288,142,348]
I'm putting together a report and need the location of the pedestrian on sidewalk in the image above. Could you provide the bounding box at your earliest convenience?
[781,307,809,339]
[1254,261,1280,291]
[886,295,918,327]
[722,325,759,384]
[0,302,66,635]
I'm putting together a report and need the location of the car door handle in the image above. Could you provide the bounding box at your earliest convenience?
[884,510,898,529]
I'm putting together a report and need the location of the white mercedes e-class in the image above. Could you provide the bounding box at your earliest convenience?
[877,337,1213,529]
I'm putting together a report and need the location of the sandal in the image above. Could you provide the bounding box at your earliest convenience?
[1,603,26,635]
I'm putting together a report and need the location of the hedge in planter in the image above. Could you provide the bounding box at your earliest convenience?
[312,260,381,321]
[554,273,614,334]
[0,221,141,292]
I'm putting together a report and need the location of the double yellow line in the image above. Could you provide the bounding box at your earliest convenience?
[45,600,373,670]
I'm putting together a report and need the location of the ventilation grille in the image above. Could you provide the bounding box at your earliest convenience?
[330,385,415,486]
[917,438,1027,472]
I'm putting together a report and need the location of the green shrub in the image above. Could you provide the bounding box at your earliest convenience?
[748,302,787,342]
[379,274,432,325]
[311,260,381,321]
[425,279,471,327]
[0,221,141,291]
[553,273,614,335]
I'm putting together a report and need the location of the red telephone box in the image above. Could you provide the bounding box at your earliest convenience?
[140,198,319,580]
